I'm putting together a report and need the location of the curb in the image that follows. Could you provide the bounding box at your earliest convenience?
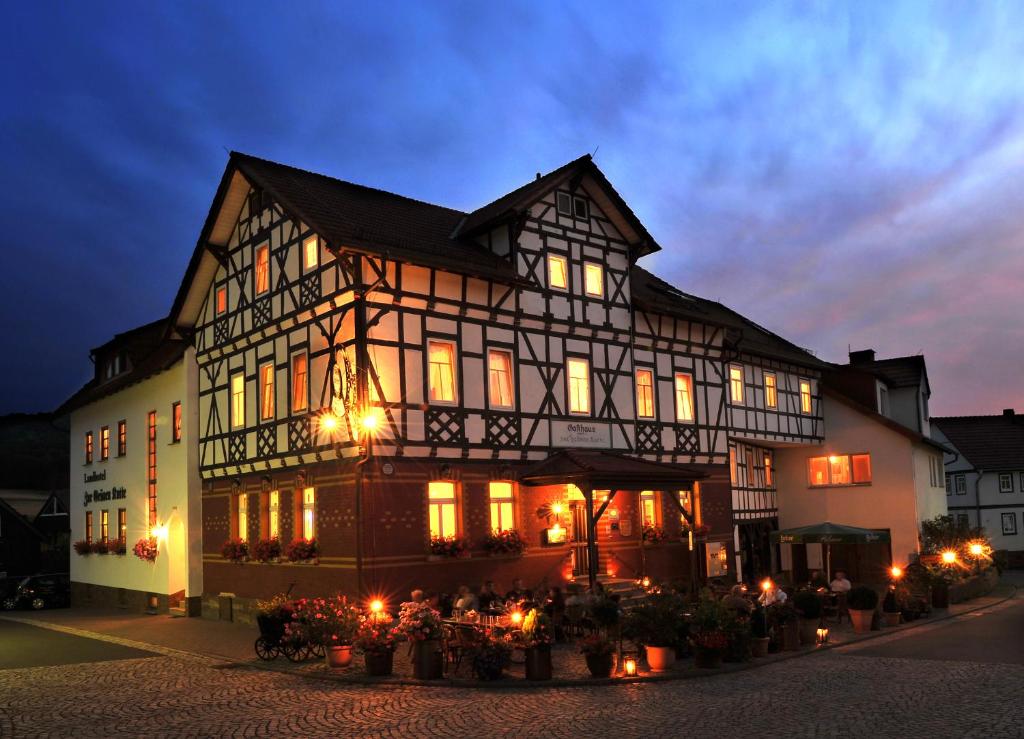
[3,587,1015,691]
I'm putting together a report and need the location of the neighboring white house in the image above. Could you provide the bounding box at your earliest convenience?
[932,410,1024,556]
[59,319,201,614]
[774,389,949,582]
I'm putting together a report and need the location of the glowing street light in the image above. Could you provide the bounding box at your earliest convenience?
[551,502,564,516]
[969,543,984,557]
[761,578,773,592]
[369,599,384,614]
[941,550,957,565]
[890,566,903,579]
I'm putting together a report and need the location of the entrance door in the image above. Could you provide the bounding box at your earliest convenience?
[569,503,590,577]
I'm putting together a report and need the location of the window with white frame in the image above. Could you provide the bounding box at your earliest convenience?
[800,380,813,414]
[729,365,744,404]
[584,263,603,297]
[639,490,660,527]
[269,490,279,539]
[567,358,591,415]
[488,350,514,409]
[427,340,457,403]
[303,235,319,271]
[955,473,966,495]
[237,493,248,542]
[945,474,952,496]
[764,451,774,486]
[635,369,655,418]
[999,473,1013,493]
[674,373,695,422]
[291,352,308,413]
[548,255,568,290]
[1002,512,1017,535]
[231,373,245,428]
[764,373,777,408]
[428,481,458,539]
[488,481,515,533]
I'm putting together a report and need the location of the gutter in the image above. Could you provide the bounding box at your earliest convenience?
[974,469,984,528]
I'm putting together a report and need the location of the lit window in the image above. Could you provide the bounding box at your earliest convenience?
[745,448,755,486]
[674,373,695,422]
[269,491,279,539]
[729,365,744,404]
[488,350,514,409]
[100,427,110,461]
[216,286,227,315]
[147,411,157,527]
[636,369,655,418]
[800,380,812,414]
[172,402,182,442]
[427,341,457,403]
[829,455,851,484]
[117,420,126,456]
[808,457,828,486]
[101,510,109,543]
[678,489,692,525]
[567,358,590,414]
[259,362,275,421]
[764,373,777,408]
[729,447,737,484]
[488,481,515,533]
[237,493,248,542]
[548,255,568,289]
[231,373,245,428]
[291,353,308,413]
[255,244,270,294]
[639,490,659,527]
[118,508,126,544]
[764,452,773,486]
[303,235,319,271]
[428,481,458,539]
[808,454,872,486]
[85,511,93,543]
[85,431,93,464]
[302,487,316,540]
[584,263,603,297]
[852,454,872,483]
[999,473,1013,493]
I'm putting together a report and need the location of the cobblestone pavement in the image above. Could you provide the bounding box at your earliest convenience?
[2,599,1022,739]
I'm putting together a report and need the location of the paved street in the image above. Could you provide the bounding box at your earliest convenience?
[2,594,1022,739]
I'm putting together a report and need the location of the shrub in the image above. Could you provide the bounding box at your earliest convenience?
[750,605,769,639]
[793,589,823,619]
[285,538,319,562]
[590,597,621,630]
[252,538,282,563]
[520,608,554,647]
[73,540,92,555]
[482,529,526,556]
[220,538,249,563]
[847,585,879,611]
[622,592,687,648]
[396,601,443,642]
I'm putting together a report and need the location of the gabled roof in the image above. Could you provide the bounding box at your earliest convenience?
[55,317,187,416]
[825,388,950,454]
[0,496,44,541]
[518,449,708,489]
[631,266,826,370]
[932,413,1024,471]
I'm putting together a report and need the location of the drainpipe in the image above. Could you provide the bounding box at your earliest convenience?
[973,469,984,531]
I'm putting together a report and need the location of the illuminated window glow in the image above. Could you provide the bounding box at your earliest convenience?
[146,411,157,527]
[567,358,590,414]
[118,508,126,544]
[729,365,744,404]
[231,373,245,428]
[216,286,227,315]
[85,431,93,464]
[428,481,458,539]
[172,402,182,442]
[764,452,774,486]
[488,350,514,408]
[674,373,694,422]
[255,244,270,294]
[428,341,457,403]
[640,490,659,527]
[800,380,813,414]
[237,493,248,542]
[764,373,777,408]
[548,255,568,289]
[269,490,279,539]
[303,235,319,271]
[584,263,603,297]
[85,511,93,543]
[259,362,275,421]
[808,453,871,486]
[117,420,126,456]
[489,481,515,533]
[100,426,110,461]
[291,353,308,413]
[636,369,655,418]
[729,447,738,484]
[302,487,315,540]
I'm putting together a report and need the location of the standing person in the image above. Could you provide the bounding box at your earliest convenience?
[830,571,852,593]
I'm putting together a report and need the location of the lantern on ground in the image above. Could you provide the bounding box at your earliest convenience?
[623,656,638,677]
[816,626,829,645]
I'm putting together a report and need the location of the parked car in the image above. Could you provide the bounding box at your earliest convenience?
[2,573,70,610]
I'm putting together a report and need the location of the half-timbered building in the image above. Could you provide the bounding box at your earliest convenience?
[166,153,830,614]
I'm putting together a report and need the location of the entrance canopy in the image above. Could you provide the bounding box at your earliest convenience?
[771,522,891,544]
[518,449,708,489]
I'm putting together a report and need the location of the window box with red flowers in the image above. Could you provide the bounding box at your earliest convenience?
[221,538,249,563]
[285,538,319,563]
[642,524,667,545]
[428,535,469,560]
[73,540,92,556]
[252,537,282,563]
[106,539,127,556]
[482,529,526,557]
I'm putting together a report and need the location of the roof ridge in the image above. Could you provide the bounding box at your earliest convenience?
[231,151,467,216]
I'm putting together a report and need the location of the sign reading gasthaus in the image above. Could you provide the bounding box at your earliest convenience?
[550,420,611,449]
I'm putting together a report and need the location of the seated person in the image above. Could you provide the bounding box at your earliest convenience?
[722,584,753,615]
[409,589,424,604]
[808,570,829,590]
[454,585,478,612]
[505,578,527,602]
[759,582,788,607]
[478,581,499,613]
[830,571,852,593]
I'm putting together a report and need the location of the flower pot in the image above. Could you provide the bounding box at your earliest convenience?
[931,583,950,609]
[751,636,770,658]
[849,608,873,634]
[884,611,901,627]
[524,645,553,681]
[782,621,801,651]
[585,653,614,678]
[694,646,722,669]
[799,618,819,645]
[645,645,676,672]
[413,639,443,680]
[325,645,353,669]
[364,649,394,677]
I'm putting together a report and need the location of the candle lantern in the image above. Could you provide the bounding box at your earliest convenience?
[816,626,829,645]
[623,656,638,677]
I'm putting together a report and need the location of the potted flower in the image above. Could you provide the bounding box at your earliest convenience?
[622,592,685,672]
[305,595,361,668]
[750,604,770,657]
[642,524,666,545]
[579,633,615,678]
[132,537,158,562]
[252,538,282,563]
[220,538,248,563]
[882,587,902,627]
[690,596,732,668]
[284,537,319,563]
[106,539,126,555]
[482,529,526,557]
[355,616,398,676]
[92,539,109,555]
[793,590,823,645]
[428,535,469,559]
[692,630,728,668]
[847,586,879,633]
[520,608,554,680]
[73,540,92,556]
[397,601,444,679]
[471,628,512,681]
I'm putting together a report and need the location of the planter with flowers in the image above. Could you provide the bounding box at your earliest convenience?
[303,595,361,668]
[73,540,92,556]
[579,633,615,678]
[252,538,282,563]
[623,592,686,672]
[642,524,667,545]
[520,608,554,680]
[355,615,399,676]
[471,628,513,681]
[106,539,127,556]
[689,596,732,668]
[397,601,444,679]
[285,538,319,564]
[428,535,470,560]
[482,529,526,557]
[132,537,158,562]
[220,538,249,563]
[92,540,110,555]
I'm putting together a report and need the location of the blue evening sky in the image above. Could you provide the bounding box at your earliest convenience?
[1,1,1021,415]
